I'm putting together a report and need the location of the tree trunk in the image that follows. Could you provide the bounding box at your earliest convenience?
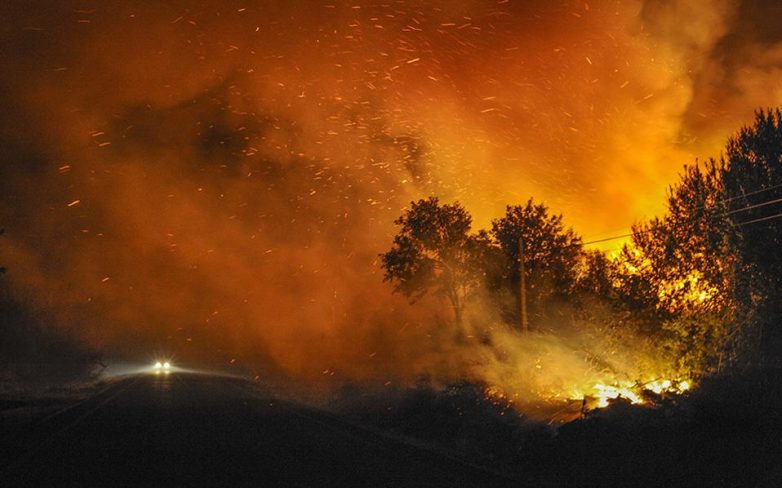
[519,236,529,333]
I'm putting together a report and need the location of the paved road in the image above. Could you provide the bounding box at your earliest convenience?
[0,372,516,487]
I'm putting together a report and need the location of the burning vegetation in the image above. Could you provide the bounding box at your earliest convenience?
[379,110,782,416]
[3,3,782,486]
[0,2,781,425]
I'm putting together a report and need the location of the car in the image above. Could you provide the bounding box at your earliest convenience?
[153,361,172,373]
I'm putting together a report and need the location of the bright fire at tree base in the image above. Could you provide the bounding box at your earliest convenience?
[484,377,693,421]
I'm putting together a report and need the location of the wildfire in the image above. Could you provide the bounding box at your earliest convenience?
[593,382,643,408]
[482,373,694,421]
[589,378,692,409]
[657,270,717,308]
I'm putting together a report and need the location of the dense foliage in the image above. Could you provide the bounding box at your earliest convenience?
[382,109,782,375]
[380,197,492,325]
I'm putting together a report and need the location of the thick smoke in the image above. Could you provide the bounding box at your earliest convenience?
[1,1,781,394]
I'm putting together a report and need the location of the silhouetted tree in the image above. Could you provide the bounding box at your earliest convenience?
[722,108,782,356]
[490,199,582,322]
[619,162,736,316]
[575,249,620,300]
[610,162,738,371]
[381,197,490,325]
[615,110,782,368]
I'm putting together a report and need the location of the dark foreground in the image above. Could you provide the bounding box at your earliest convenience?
[0,373,516,487]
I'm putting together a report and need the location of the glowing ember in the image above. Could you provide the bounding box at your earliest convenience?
[588,378,693,409]
[594,383,643,408]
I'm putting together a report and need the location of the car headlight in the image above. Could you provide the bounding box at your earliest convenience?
[153,360,172,372]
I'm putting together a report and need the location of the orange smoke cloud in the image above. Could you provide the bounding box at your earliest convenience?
[1,0,781,385]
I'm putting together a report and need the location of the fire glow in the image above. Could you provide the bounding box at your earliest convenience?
[0,0,772,413]
[590,378,691,409]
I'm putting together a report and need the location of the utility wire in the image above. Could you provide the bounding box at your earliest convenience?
[721,196,782,216]
[581,192,782,247]
[736,210,782,227]
[714,181,782,206]
[582,183,782,246]
[582,233,635,246]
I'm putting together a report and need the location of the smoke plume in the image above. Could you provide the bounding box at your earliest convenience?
[1,0,781,393]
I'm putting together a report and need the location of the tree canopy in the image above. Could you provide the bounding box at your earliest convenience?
[491,200,583,312]
[380,107,782,373]
[380,197,490,325]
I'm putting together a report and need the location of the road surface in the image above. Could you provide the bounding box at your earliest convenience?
[0,372,517,487]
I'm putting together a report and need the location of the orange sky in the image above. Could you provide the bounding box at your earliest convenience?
[1,0,781,381]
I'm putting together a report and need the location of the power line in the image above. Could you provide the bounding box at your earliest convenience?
[715,181,782,207]
[578,182,782,246]
[581,193,782,247]
[582,233,634,246]
[660,181,782,222]
[722,196,782,216]
[736,210,782,227]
